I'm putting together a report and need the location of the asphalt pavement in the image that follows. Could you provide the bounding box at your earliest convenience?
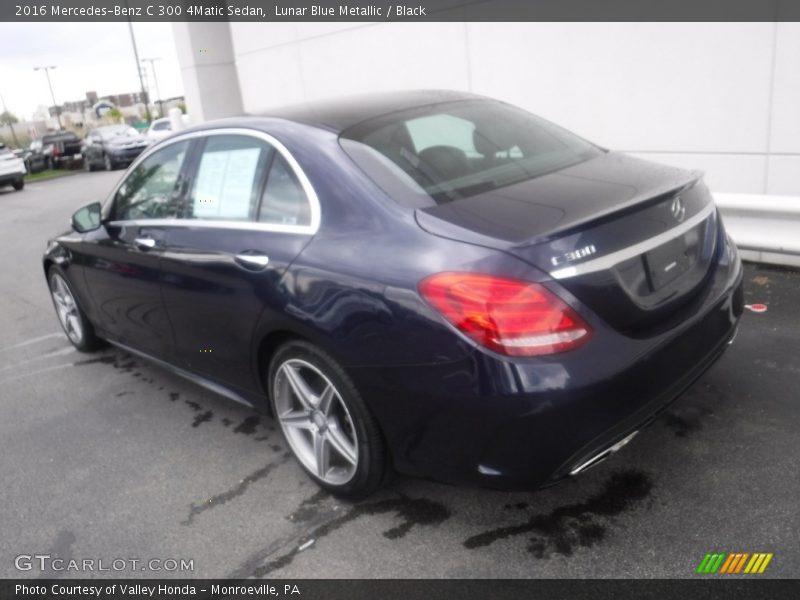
[0,171,797,578]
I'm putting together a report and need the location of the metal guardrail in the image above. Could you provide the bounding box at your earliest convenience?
[713,193,800,268]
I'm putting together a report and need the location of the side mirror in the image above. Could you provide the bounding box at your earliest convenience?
[71,202,102,233]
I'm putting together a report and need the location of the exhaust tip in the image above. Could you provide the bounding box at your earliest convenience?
[569,430,639,476]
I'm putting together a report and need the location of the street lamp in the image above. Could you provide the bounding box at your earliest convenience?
[125,19,152,123]
[33,65,63,130]
[141,57,164,118]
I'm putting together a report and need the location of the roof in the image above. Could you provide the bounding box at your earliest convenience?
[257,89,485,133]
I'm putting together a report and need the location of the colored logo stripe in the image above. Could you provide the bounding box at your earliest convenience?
[697,553,726,573]
[697,552,773,574]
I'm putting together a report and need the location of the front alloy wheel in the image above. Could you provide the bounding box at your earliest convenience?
[269,341,386,497]
[48,267,103,352]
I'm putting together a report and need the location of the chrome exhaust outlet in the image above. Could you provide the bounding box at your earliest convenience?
[569,430,639,476]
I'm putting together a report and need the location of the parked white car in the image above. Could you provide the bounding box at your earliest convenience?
[0,143,26,191]
[146,115,190,141]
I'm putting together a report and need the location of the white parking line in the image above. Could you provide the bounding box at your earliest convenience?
[0,332,63,354]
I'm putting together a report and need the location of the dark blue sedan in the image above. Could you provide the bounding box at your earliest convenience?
[44,90,743,497]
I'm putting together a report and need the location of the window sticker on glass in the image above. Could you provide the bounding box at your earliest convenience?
[193,147,262,219]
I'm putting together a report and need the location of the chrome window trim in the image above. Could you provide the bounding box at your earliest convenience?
[103,127,321,235]
[549,202,716,280]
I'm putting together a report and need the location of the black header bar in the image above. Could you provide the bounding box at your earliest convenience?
[4,0,800,22]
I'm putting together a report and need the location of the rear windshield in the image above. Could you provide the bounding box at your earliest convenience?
[341,99,602,205]
[42,132,79,143]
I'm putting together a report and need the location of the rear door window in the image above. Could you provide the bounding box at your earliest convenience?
[258,154,311,226]
[183,135,273,222]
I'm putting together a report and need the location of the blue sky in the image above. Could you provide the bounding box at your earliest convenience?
[0,22,184,120]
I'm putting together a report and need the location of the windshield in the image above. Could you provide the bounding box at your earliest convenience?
[341,99,602,205]
[100,126,139,140]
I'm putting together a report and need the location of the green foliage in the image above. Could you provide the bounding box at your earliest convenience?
[0,111,19,126]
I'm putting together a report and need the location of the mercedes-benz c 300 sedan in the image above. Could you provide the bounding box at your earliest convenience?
[44,91,743,497]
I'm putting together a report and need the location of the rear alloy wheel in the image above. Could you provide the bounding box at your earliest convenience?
[269,341,386,497]
[48,267,104,352]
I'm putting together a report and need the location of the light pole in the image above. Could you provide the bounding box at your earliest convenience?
[141,57,163,118]
[126,18,152,123]
[33,65,62,129]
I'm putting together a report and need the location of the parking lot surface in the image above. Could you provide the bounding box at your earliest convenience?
[1,172,798,578]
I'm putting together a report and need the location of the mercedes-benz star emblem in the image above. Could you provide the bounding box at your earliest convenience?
[670,196,686,222]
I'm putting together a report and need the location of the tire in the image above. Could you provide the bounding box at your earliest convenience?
[47,266,104,352]
[268,340,387,498]
[103,154,114,171]
[12,179,24,191]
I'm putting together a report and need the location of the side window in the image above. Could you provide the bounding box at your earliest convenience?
[185,135,272,221]
[258,154,311,226]
[112,141,189,221]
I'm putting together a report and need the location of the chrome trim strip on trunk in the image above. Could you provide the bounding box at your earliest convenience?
[550,202,716,280]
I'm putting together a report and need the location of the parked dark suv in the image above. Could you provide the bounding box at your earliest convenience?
[83,125,150,171]
[25,131,84,173]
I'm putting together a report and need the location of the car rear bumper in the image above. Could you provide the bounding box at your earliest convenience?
[0,172,25,185]
[53,154,83,166]
[351,239,744,490]
[0,163,26,181]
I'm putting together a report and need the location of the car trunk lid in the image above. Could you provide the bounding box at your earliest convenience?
[415,152,719,332]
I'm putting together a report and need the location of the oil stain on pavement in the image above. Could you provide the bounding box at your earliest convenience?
[182,454,291,525]
[236,490,452,577]
[464,470,652,557]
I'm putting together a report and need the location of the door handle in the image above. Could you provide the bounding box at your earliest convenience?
[134,236,157,250]
[234,252,270,270]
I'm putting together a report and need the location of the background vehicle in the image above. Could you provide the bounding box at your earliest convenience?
[24,131,83,172]
[146,117,174,141]
[44,91,743,498]
[83,125,150,171]
[0,143,26,191]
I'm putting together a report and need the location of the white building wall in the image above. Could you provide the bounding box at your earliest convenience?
[174,21,800,197]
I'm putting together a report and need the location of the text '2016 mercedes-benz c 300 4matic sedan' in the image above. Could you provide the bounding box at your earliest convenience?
[44,91,743,497]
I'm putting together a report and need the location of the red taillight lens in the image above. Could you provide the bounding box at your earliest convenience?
[418,272,592,357]
[52,146,60,157]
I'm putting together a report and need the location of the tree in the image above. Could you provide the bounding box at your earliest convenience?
[0,111,19,126]
[176,101,187,114]
[104,107,123,123]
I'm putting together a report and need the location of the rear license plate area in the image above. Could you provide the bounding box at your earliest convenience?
[645,228,699,290]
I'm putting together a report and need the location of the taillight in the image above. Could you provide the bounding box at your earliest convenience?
[52,145,61,157]
[418,272,592,357]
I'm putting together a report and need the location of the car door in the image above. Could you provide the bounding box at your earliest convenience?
[159,131,318,392]
[80,139,194,358]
